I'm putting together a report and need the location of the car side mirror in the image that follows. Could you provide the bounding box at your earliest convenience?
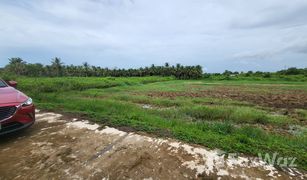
[7,81,18,88]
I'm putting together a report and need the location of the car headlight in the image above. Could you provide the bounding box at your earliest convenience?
[22,98,33,106]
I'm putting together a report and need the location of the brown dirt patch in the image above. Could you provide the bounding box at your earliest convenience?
[147,87,307,109]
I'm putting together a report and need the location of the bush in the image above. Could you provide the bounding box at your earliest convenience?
[263,73,271,78]
[0,71,18,81]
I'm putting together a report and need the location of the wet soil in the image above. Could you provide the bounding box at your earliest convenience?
[147,87,307,109]
[0,111,305,180]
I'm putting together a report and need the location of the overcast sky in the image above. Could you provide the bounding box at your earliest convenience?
[0,0,307,72]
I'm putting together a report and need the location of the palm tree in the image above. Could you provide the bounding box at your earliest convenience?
[51,57,64,76]
[6,57,27,75]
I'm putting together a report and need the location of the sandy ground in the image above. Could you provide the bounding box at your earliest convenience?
[0,111,306,180]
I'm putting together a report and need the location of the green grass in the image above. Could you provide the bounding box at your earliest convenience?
[18,76,174,92]
[296,109,307,120]
[181,105,291,125]
[15,76,307,170]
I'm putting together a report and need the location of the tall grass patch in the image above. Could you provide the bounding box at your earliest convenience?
[181,105,291,126]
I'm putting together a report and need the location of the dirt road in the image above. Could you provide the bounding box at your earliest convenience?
[0,111,305,179]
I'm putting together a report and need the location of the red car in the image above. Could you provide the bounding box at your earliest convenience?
[0,79,35,135]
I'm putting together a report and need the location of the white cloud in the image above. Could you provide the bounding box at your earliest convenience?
[0,0,306,72]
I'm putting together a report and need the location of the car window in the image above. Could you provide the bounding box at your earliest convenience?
[0,80,7,87]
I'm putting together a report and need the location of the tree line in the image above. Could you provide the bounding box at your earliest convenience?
[206,67,307,78]
[1,57,203,79]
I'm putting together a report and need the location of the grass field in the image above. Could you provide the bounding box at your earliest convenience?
[17,77,307,170]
